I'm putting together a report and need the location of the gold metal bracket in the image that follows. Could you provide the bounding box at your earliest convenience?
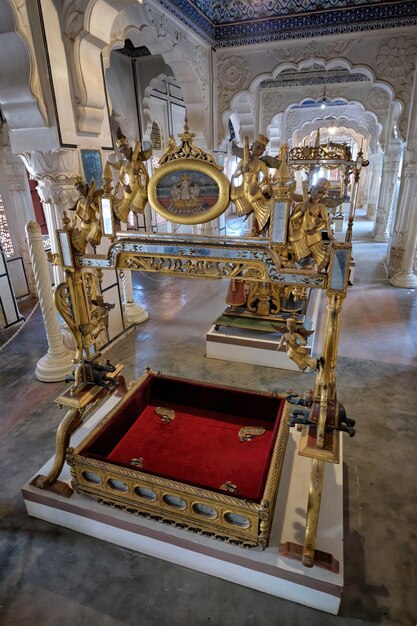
[155,407,176,423]
[238,427,265,442]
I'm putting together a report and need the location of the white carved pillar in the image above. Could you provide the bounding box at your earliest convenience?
[387,153,417,287]
[20,150,81,286]
[25,221,74,381]
[357,162,369,210]
[366,152,383,221]
[0,127,37,292]
[119,269,149,324]
[0,143,34,251]
[373,149,402,242]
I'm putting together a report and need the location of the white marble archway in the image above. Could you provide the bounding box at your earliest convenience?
[58,0,210,144]
[217,49,406,149]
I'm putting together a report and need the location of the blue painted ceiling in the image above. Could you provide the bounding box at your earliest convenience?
[157,0,417,47]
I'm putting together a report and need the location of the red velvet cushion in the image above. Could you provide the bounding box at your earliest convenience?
[107,400,283,502]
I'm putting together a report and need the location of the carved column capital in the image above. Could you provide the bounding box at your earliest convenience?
[19,149,81,206]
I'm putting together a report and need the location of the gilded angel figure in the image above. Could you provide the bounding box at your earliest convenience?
[109,127,152,222]
[69,176,103,253]
[230,135,278,235]
[278,317,320,372]
[288,178,345,271]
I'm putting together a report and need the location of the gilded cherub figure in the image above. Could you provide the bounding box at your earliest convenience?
[109,127,152,222]
[278,317,321,372]
[230,135,277,234]
[69,176,103,253]
[288,178,340,271]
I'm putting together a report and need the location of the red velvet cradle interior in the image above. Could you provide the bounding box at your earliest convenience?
[80,374,285,503]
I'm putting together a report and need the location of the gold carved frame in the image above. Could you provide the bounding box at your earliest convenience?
[148,158,230,225]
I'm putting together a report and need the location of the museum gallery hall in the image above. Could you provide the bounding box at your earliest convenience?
[0,2,416,626]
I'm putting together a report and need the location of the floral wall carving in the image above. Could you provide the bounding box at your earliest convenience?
[376,36,417,136]
[218,56,249,115]
[261,91,283,130]
[194,45,209,112]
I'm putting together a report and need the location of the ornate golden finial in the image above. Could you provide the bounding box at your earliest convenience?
[102,161,113,195]
[277,145,290,178]
[274,145,292,199]
[62,211,71,230]
[178,118,196,143]
[158,120,220,168]
[72,175,85,186]
[274,144,292,200]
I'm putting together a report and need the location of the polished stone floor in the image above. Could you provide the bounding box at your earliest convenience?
[0,215,416,626]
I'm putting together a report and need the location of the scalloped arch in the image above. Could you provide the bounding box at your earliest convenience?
[280,105,381,153]
[69,0,207,141]
[220,56,399,147]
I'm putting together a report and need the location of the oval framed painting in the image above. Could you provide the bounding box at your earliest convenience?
[148,158,230,224]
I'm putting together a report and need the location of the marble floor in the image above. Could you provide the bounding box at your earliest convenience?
[0,214,416,626]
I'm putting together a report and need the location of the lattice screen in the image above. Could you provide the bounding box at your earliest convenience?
[0,193,14,258]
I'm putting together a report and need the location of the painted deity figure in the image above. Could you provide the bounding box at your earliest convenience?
[278,317,320,372]
[69,177,102,253]
[180,174,191,199]
[109,127,152,222]
[169,174,202,211]
[288,178,334,271]
[230,135,275,234]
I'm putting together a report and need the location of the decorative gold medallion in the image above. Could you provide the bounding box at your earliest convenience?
[220,481,238,493]
[148,123,229,225]
[238,427,265,442]
[155,406,176,423]
[129,457,144,468]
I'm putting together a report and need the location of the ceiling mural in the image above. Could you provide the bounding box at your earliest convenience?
[157,0,417,46]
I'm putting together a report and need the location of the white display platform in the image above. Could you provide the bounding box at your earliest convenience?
[206,288,322,370]
[22,396,343,614]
